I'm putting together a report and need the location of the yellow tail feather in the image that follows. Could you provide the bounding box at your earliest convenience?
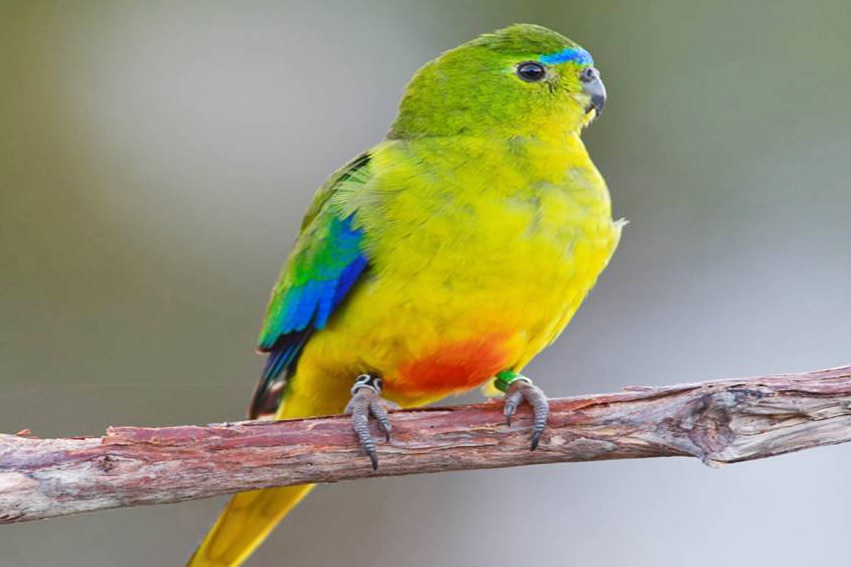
[185,485,314,567]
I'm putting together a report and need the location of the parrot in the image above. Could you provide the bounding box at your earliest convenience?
[186,23,623,567]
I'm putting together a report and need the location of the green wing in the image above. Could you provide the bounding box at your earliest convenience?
[250,152,372,418]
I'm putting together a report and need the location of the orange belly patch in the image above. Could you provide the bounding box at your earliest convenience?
[394,334,515,397]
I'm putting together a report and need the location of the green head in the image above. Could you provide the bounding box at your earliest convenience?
[389,24,606,141]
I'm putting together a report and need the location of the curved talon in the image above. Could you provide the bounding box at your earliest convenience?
[370,400,393,442]
[498,373,549,451]
[503,388,524,427]
[345,374,397,469]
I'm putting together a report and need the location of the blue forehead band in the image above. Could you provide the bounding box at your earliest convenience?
[539,46,594,66]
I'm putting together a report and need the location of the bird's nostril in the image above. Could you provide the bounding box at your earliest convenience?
[580,67,599,83]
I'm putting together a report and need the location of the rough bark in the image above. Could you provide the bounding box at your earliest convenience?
[1,365,850,525]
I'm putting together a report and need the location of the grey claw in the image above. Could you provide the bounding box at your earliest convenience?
[352,409,379,470]
[370,400,392,442]
[531,427,543,451]
[503,379,549,451]
[503,390,524,426]
[366,445,379,471]
[345,374,393,468]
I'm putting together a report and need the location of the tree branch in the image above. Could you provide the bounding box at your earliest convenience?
[2,365,851,524]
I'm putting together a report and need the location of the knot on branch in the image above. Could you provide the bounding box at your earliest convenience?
[680,385,771,466]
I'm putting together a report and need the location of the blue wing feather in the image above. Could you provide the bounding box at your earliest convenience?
[259,215,367,346]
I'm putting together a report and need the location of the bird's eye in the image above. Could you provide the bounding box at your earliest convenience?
[580,66,599,83]
[516,62,547,82]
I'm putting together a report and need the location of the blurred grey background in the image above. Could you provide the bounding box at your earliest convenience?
[2,1,851,565]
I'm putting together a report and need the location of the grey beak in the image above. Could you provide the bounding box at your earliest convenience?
[581,67,606,115]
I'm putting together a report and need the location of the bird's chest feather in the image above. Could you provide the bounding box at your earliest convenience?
[366,143,617,322]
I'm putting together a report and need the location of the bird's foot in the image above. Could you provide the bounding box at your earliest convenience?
[494,370,549,451]
[344,374,399,470]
